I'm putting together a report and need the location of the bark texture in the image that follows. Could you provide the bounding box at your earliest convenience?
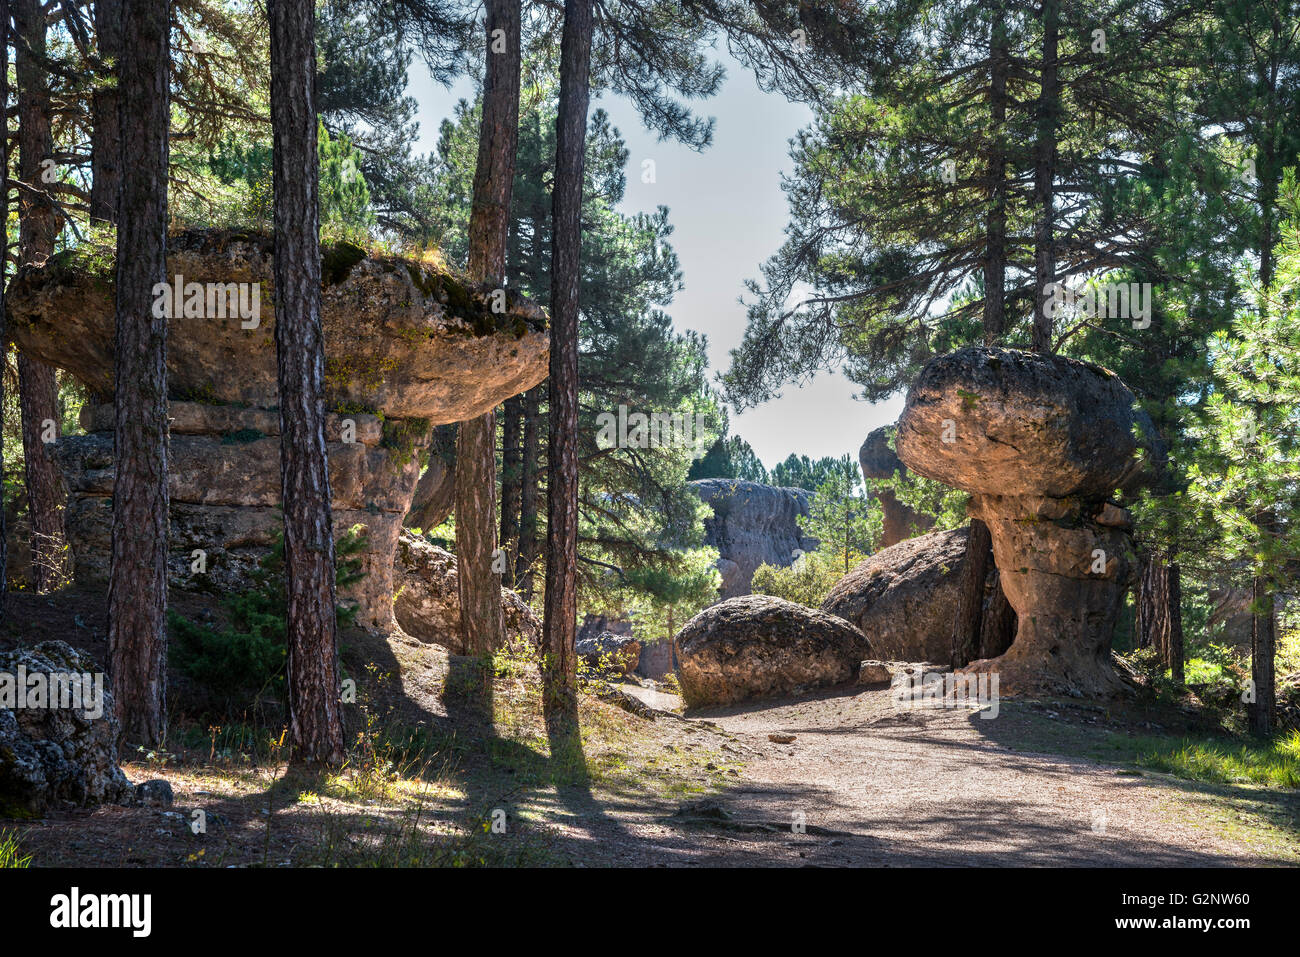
[983,8,1008,345]
[0,0,9,618]
[950,518,993,667]
[499,393,523,582]
[107,0,171,746]
[90,0,123,225]
[456,0,522,656]
[15,0,68,592]
[270,0,345,766]
[544,0,594,729]
[517,383,543,598]
[1031,0,1059,354]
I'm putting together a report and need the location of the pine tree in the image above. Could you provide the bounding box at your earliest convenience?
[14,0,68,592]
[106,0,171,746]
[269,0,344,766]
[456,0,522,663]
[543,0,595,734]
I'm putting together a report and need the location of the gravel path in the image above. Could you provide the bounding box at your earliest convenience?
[597,682,1297,867]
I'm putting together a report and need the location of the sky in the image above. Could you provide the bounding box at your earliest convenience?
[406,51,905,471]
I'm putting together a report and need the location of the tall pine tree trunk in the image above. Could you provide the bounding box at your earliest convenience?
[15,0,67,592]
[983,6,1008,345]
[516,383,542,598]
[543,0,594,732]
[90,0,123,225]
[1031,0,1059,354]
[0,0,9,620]
[270,0,344,766]
[457,0,521,657]
[499,394,523,585]
[1249,572,1275,736]
[953,14,1012,667]
[108,0,170,746]
[1168,560,1184,686]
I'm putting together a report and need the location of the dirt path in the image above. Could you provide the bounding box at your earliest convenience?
[591,682,1299,867]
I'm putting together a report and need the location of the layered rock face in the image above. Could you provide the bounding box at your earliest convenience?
[859,426,934,547]
[689,479,818,599]
[393,532,538,653]
[897,347,1152,695]
[60,402,425,631]
[0,642,134,817]
[10,230,549,632]
[676,594,871,707]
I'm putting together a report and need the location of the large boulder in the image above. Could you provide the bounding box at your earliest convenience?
[822,527,970,663]
[7,230,549,424]
[0,642,134,817]
[576,633,642,676]
[675,595,871,707]
[392,532,538,654]
[896,347,1155,696]
[896,346,1151,499]
[689,479,818,598]
[859,425,935,547]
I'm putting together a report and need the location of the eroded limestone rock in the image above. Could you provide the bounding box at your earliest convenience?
[7,230,549,424]
[675,594,871,707]
[859,426,934,547]
[0,642,133,817]
[896,347,1153,696]
[824,527,968,662]
[392,531,538,654]
[57,401,425,631]
[576,633,642,677]
[689,479,818,599]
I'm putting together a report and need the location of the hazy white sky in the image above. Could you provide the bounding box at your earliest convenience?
[406,50,905,470]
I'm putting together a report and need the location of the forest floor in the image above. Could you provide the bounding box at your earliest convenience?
[3,588,1298,867]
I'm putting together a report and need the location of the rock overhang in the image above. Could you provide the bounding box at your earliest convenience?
[6,228,550,424]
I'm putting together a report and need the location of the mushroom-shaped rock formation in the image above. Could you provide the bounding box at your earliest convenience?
[7,230,549,422]
[675,594,871,707]
[9,230,549,632]
[859,425,935,547]
[896,347,1152,696]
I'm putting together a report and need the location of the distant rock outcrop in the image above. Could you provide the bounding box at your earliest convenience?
[858,426,934,547]
[897,346,1157,696]
[675,594,871,707]
[689,479,817,599]
[0,642,133,817]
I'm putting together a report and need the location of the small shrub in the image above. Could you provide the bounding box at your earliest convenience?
[751,548,861,607]
[169,526,366,714]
